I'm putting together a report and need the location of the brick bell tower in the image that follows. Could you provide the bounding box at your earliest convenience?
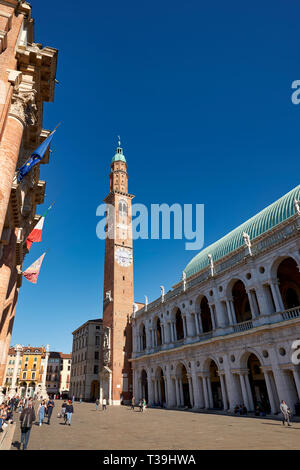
[100,138,134,405]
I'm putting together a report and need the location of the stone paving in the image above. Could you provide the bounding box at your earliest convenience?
[9,400,300,450]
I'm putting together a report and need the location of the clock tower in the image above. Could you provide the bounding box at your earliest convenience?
[100,138,134,405]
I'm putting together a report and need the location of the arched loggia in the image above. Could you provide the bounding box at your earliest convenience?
[232,280,252,323]
[277,257,300,309]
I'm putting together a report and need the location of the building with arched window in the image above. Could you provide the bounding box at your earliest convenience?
[131,185,300,415]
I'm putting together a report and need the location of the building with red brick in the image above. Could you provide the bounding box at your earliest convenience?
[99,141,143,405]
[0,0,58,387]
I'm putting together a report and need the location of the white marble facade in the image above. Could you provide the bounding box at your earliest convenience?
[131,214,300,414]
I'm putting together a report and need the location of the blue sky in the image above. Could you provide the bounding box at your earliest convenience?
[11,0,300,353]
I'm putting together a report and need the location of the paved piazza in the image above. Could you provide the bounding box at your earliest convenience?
[9,400,300,450]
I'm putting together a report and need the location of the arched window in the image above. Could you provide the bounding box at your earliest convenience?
[277,257,300,309]
[119,200,127,217]
[175,308,184,340]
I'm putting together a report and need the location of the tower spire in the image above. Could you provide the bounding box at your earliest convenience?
[112,136,126,163]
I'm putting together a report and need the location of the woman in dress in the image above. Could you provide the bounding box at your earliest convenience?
[38,400,46,426]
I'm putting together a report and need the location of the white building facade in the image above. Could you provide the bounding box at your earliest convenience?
[70,319,102,401]
[131,185,300,415]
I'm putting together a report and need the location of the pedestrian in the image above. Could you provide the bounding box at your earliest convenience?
[38,400,46,426]
[46,397,55,425]
[102,397,107,411]
[61,401,67,424]
[142,398,146,412]
[280,400,291,426]
[80,393,83,404]
[72,395,75,403]
[131,397,135,410]
[139,399,143,412]
[95,398,99,411]
[19,401,35,450]
[65,399,74,426]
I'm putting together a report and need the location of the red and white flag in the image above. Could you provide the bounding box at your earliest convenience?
[26,201,55,251]
[26,217,45,250]
[22,252,46,284]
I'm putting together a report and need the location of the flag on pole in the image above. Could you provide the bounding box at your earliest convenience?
[22,252,46,284]
[17,123,60,182]
[26,202,55,250]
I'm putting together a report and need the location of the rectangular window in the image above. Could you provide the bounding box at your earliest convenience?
[95,336,100,346]
[94,365,99,374]
[94,351,99,360]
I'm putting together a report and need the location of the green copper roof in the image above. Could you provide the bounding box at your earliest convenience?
[184,185,300,279]
[112,146,126,163]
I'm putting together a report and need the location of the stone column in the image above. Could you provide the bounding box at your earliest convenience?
[239,373,250,409]
[182,316,187,338]
[254,284,271,315]
[207,376,213,408]
[172,322,177,341]
[229,299,237,324]
[175,378,180,407]
[269,280,284,312]
[225,299,234,324]
[8,344,22,397]
[187,376,194,407]
[147,373,154,404]
[246,290,257,318]
[202,376,210,408]
[179,379,184,406]
[194,314,200,335]
[263,371,277,414]
[292,369,300,400]
[244,373,254,411]
[208,304,216,330]
[219,373,229,410]
[191,362,201,408]
[197,313,203,333]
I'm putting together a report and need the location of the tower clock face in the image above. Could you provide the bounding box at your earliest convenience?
[115,247,132,267]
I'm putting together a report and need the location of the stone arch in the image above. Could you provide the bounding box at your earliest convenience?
[153,316,162,346]
[238,349,273,414]
[154,366,166,405]
[277,257,300,309]
[231,279,252,323]
[171,307,184,340]
[175,362,191,408]
[139,322,147,350]
[140,369,148,403]
[195,295,213,333]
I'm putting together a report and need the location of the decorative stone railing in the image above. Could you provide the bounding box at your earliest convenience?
[233,320,253,333]
[281,306,300,321]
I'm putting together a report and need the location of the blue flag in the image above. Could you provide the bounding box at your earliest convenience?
[18,130,56,182]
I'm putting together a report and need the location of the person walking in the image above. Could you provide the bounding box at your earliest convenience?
[102,397,107,411]
[79,393,83,404]
[95,398,99,411]
[131,397,135,410]
[72,395,75,403]
[19,401,35,450]
[280,400,291,426]
[142,398,146,412]
[46,397,55,425]
[61,401,67,424]
[65,400,74,426]
[38,400,46,426]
